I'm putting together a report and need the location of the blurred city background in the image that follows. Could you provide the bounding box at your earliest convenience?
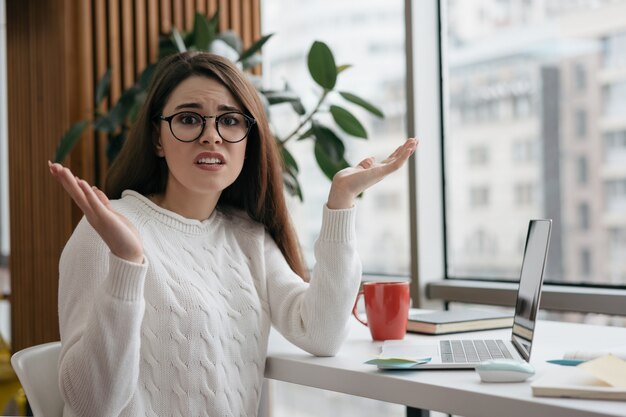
[262,0,626,415]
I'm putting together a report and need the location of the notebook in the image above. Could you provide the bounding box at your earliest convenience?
[382,219,552,369]
[407,309,513,335]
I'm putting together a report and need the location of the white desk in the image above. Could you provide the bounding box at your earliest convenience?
[265,317,626,417]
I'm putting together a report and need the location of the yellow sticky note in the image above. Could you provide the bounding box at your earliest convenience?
[579,354,626,388]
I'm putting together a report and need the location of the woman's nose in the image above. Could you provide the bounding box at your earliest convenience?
[199,121,222,144]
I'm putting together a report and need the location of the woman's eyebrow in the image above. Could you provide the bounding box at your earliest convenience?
[172,103,241,112]
[173,102,203,111]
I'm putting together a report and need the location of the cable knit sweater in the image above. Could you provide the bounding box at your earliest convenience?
[57,190,362,417]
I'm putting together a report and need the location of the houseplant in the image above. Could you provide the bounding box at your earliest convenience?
[55,11,384,200]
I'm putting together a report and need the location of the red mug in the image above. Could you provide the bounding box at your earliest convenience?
[352,281,410,341]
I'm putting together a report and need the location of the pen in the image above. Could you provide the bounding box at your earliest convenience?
[546,359,586,366]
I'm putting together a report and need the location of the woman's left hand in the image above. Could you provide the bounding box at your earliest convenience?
[327,138,418,209]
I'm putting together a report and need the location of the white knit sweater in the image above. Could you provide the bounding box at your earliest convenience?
[57,190,361,417]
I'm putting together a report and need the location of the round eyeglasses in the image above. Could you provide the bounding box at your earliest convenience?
[158,111,256,143]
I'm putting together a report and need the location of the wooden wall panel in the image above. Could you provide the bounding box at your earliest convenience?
[147,1,160,62]
[8,0,262,352]
[135,1,148,74]
[94,0,110,195]
[122,0,135,89]
[7,0,93,351]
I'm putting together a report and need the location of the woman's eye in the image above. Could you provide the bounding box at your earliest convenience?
[178,114,200,124]
[219,114,242,127]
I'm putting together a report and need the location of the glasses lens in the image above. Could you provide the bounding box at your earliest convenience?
[170,112,203,142]
[217,112,250,142]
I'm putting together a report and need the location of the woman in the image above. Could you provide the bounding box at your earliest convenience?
[49,51,416,417]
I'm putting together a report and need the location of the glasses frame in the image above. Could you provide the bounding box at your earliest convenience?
[158,111,257,143]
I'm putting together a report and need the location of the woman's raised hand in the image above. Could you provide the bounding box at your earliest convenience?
[48,161,144,264]
[327,138,417,210]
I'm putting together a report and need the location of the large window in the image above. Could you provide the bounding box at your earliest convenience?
[443,0,626,286]
[263,0,410,415]
[263,0,410,276]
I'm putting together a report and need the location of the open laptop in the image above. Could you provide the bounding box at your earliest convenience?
[383,219,552,369]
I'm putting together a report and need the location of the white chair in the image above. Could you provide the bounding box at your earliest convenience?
[11,341,63,417]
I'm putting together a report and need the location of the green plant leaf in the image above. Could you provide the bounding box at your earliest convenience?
[217,30,242,53]
[282,168,303,201]
[291,99,306,115]
[54,120,89,163]
[336,64,352,74]
[128,92,147,123]
[296,127,313,141]
[241,53,263,70]
[182,30,194,49]
[312,122,350,180]
[193,12,214,50]
[171,27,187,52]
[308,41,337,90]
[256,90,270,118]
[94,87,139,132]
[339,91,384,118]
[158,36,178,59]
[279,143,303,200]
[238,33,273,62]
[282,82,306,115]
[94,69,111,107]
[106,131,126,165]
[208,8,220,30]
[263,90,300,105]
[281,146,299,174]
[138,64,156,90]
[330,105,367,138]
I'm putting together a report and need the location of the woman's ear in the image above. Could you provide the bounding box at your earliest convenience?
[153,126,165,157]
[155,141,165,157]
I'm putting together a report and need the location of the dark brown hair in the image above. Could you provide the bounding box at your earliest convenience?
[105,52,307,279]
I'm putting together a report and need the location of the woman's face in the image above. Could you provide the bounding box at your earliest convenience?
[156,75,249,200]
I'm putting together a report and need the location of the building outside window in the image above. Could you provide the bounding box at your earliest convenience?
[580,248,592,278]
[578,202,590,230]
[603,82,626,118]
[468,145,489,166]
[575,108,587,138]
[511,139,537,163]
[602,31,626,69]
[577,155,588,184]
[605,179,626,213]
[469,186,490,208]
[604,130,626,165]
[573,62,587,92]
[263,0,409,415]
[514,183,535,206]
[444,0,626,286]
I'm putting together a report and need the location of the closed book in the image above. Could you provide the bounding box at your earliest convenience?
[531,366,626,401]
[407,309,513,335]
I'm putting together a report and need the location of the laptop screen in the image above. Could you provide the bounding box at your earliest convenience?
[511,219,552,361]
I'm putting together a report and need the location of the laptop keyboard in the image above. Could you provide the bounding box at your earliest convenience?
[440,340,514,363]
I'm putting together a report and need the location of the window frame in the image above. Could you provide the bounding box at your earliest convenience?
[407,0,626,316]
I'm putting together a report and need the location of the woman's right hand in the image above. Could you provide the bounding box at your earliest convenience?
[49,161,144,264]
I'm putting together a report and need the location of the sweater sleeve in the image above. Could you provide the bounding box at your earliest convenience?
[57,217,148,417]
[265,205,362,357]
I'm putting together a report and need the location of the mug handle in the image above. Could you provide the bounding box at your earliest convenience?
[352,290,368,327]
